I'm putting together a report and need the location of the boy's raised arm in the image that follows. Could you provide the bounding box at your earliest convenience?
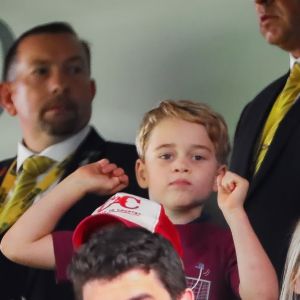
[217,171,279,300]
[0,159,128,269]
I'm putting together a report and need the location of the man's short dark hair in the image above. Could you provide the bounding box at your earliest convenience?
[2,21,91,81]
[68,225,187,300]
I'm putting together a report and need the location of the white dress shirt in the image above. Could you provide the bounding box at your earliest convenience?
[14,125,91,202]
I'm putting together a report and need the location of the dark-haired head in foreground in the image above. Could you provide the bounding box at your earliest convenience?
[68,225,194,300]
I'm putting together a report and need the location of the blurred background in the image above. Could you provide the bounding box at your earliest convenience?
[1,0,287,160]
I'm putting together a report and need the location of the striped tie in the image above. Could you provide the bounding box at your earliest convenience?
[0,155,55,233]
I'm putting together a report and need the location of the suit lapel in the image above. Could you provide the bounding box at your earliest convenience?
[231,74,288,180]
[61,128,105,179]
[0,158,15,185]
[251,93,300,193]
[241,92,277,175]
[247,72,300,196]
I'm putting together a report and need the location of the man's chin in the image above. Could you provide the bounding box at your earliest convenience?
[41,120,80,137]
[261,27,288,48]
[168,196,205,210]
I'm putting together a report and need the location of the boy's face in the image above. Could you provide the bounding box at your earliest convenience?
[136,117,225,215]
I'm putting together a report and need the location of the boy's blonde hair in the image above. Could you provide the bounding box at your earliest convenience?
[280,220,300,300]
[136,100,230,164]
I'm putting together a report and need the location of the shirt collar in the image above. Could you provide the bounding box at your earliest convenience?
[189,212,211,224]
[289,54,300,70]
[17,126,91,171]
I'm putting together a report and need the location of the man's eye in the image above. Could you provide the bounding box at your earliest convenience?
[68,65,83,74]
[33,67,48,76]
[159,153,172,160]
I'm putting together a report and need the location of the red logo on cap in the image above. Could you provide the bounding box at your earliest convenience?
[98,194,141,213]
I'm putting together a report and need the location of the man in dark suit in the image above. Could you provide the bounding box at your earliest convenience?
[231,0,300,278]
[0,22,145,300]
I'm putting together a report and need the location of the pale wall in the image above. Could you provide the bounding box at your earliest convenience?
[0,0,287,160]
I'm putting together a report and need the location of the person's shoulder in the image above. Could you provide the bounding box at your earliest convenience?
[0,157,15,172]
[248,72,289,106]
[86,127,136,152]
[75,127,137,159]
[0,157,15,184]
[235,72,289,125]
[106,140,136,152]
[104,141,138,165]
[0,157,15,167]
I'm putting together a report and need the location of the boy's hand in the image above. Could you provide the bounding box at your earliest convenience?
[217,171,249,215]
[71,158,129,196]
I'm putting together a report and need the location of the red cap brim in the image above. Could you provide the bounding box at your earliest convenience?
[72,214,138,249]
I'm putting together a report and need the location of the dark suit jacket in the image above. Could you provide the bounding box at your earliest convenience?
[230,72,300,277]
[0,127,147,300]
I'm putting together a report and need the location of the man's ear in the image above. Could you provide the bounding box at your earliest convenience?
[0,82,17,116]
[89,79,96,101]
[212,164,227,192]
[135,158,149,189]
[180,288,195,300]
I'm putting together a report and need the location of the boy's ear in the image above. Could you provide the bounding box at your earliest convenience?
[0,82,17,116]
[212,164,227,192]
[180,288,195,300]
[135,158,149,189]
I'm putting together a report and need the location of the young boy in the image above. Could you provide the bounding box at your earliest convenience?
[0,100,278,300]
[134,100,278,300]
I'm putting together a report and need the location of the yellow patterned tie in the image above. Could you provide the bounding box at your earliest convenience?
[255,63,300,173]
[0,155,55,233]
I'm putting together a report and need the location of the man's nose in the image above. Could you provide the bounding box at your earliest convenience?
[49,70,69,95]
